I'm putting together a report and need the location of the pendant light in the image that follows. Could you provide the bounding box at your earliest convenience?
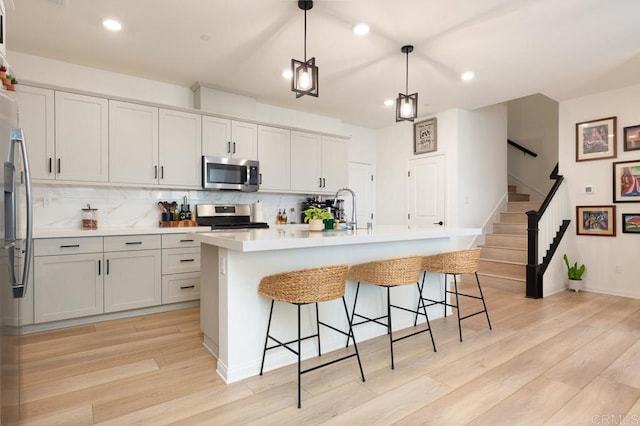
[396,45,418,122]
[291,0,319,98]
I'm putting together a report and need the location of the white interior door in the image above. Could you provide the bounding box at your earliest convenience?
[347,162,374,228]
[407,155,445,228]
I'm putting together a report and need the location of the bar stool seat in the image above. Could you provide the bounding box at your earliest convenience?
[346,255,436,370]
[416,248,492,342]
[258,264,365,409]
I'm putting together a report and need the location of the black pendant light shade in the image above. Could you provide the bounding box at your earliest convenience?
[396,45,418,122]
[291,0,319,98]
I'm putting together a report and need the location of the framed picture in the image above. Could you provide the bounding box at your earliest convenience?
[613,159,640,203]
[575,116,617,162]
[623,125,640,152]
[622,213,640,233]
[414,117,437,155]
[576,205,616,236]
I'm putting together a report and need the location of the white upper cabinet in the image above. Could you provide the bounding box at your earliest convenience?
[109,100,159,185]
[290,131,348,194]
[202,116,257,160]
[320,136,348,194]
[290,131,322,193]
[257,125,290,191]
[55,91,109,182]
[17,86,55,181]
[159,109,202,188]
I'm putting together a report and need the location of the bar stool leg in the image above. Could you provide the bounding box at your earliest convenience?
[315,303,322,357]
[346,282,361,348]
[260,300,275,375]
[442,274,448,318]
[297,304,302,409]
[413,272,427,327]
[452,274,463,342]
[476,272,492,330]
[387,286,395,370]
[342,296,365,382]
[418,288,437,353]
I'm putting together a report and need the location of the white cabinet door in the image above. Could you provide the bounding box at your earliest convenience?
[17,86,55,181]
[290,131,322,192]
[231,121,258,160]
[321,136,348,194]
[54,91,109,182]
[202,117,257,160]
[104,250,161,313]
[257,125,290,191]
[159,109,202,187]
[109,101,159,185]
[202,115,231,158]
[34,253,104,323]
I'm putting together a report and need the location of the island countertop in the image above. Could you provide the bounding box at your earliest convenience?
[191,225,481,252]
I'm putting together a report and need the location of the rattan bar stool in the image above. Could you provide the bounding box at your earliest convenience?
[415,248,492,342]
[258,264,365,409]
[346,255,436,370]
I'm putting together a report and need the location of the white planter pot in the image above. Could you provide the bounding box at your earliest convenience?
[567,278,584,292]
[308,219,324,232]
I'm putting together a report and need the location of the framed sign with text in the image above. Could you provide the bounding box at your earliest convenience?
[414,117,437,155]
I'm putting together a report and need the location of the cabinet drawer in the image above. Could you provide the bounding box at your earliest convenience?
[34,237,103,256]
[161,233,200,249]
[162,248,200,274]
[104,235,161,252]
[162,272,200,304]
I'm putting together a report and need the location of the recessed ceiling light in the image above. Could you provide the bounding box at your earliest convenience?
[282,69,293,79]
[384,99,394,107]
[353,23,370,36]
[102,18,122,32]
[461,71,475,81]
[200,35,211,41]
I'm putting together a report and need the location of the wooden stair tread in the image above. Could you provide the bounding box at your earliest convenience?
[479,244,527,252]
[475,272,525,282]
[479,258,526,266]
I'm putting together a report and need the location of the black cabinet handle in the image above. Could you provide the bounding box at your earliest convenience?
[233,142,236,154]
[227,141,231,153]
[57,158,61,174]
[106,259,110,275]
[322,178,326,188]
[259,173,262,184]
[125,241,143,245]
[160,166,164,179]
[49,158,52,173]
[433,221,444,226]
[154,165,158,179]
[180,259,195,263]
[60,244,80,248]
[179,239,194,243]
[98,259,101,275]
[180,285,195,290]
[319,177,322,188]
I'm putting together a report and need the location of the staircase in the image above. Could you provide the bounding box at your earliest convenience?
[474,185,540,293]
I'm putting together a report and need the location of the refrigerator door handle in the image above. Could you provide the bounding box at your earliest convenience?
[8,128,32,298]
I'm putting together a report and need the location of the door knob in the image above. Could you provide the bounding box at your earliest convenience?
[433,221,444,226]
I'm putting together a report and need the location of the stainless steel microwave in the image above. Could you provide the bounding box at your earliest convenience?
[202,156,259,191]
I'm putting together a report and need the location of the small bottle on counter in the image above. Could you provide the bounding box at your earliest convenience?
[281,209,287,224]
[179,204,186,220]
[186,205,192,220]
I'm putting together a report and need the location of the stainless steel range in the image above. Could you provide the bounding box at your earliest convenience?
[195,204,269,230]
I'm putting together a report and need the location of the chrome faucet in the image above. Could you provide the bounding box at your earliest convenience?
[334,188,357,230]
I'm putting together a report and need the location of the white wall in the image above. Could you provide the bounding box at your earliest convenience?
[9,51,194,109]
[559,83,640,298]
[375,106,507,236]
[507,94,559,200]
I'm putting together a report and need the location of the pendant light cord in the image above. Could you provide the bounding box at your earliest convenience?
[304,9,307,62]
[405,51,409,95]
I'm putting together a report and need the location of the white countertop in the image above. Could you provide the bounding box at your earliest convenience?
[34,226,211,239]
[191,225,481,252]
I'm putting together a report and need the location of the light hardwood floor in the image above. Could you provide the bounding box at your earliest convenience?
[20,284,640,425]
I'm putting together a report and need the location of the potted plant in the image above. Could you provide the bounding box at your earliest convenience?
[303,206,332,231]
[563,254,585,292]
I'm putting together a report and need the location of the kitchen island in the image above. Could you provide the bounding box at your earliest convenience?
[192,225,481,383]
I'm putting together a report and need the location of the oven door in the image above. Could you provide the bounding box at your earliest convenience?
[202,156,259,191]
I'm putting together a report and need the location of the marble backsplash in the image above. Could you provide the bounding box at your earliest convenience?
[32,184,317,231]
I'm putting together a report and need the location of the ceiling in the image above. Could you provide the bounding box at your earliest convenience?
[7,0,640,129]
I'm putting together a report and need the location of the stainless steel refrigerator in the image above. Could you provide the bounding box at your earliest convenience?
[0,89,32,425]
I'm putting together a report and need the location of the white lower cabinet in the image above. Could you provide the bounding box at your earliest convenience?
[104,250,162,313]
[161,233,200,304]
[34,252,104,323]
